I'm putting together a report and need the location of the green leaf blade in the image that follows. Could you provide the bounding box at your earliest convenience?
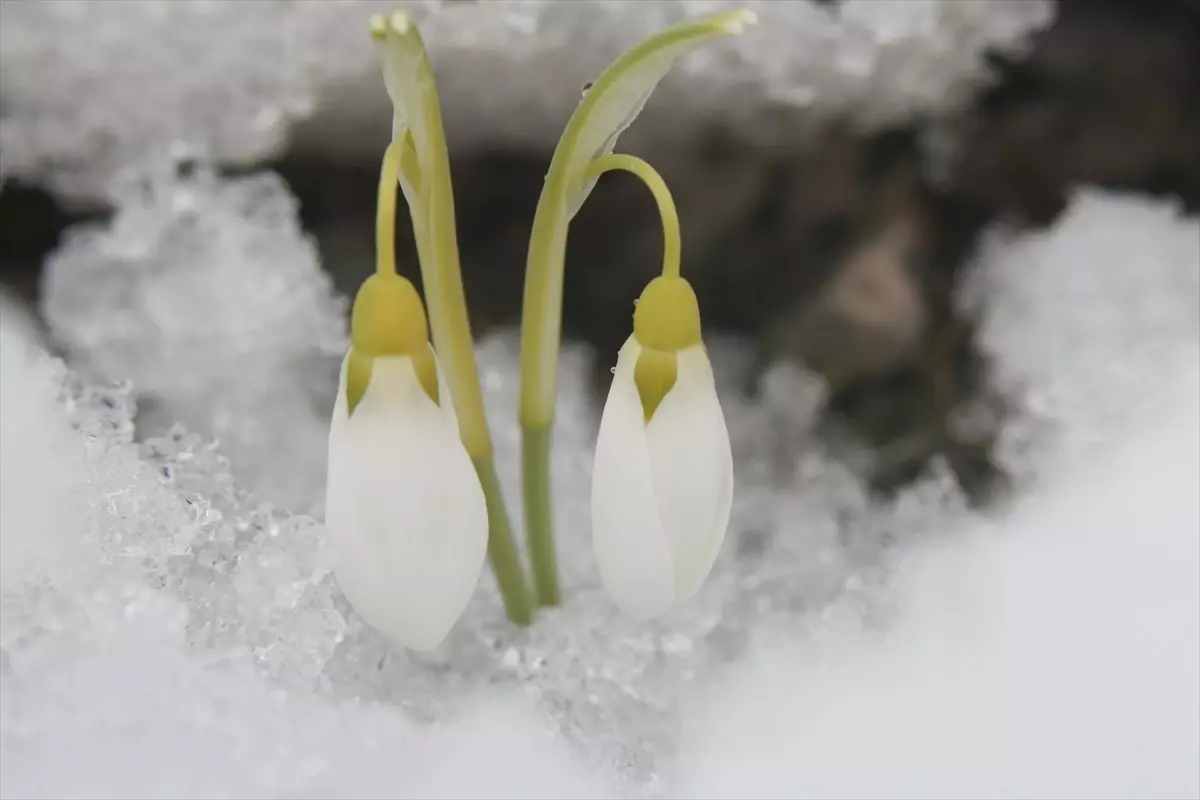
[556,10,756,217]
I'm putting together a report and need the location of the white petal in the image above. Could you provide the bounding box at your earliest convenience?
[590,336,678,619]
[645,344,734,604]
[324,353,488,651]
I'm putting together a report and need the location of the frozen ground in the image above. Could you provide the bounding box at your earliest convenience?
[1,186,1198,797]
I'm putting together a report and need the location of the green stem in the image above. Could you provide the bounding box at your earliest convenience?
[475,455,535,625]
[375,139,404,276]
[517,189,565,610]
[522,425,560,606]
[583,154,682,279]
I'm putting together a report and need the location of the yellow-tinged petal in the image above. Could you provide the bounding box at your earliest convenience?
[633,346,677,422]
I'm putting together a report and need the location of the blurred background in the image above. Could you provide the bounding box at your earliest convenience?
[1,0,1197,510]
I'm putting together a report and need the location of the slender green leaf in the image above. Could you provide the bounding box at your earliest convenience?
[556,10,756,217]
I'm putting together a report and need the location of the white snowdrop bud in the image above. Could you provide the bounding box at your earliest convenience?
[591,276,734,619]
[324,257,488,651]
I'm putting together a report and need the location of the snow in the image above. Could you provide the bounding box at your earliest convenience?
[0,296,83,592]
[3,188,1198,796]
[0,0,1054,204]
[964,188,1200,472]
[678,368,1200,798]
[41,157,348,515]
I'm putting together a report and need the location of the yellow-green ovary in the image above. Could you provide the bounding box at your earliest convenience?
[346,273,439,414]
[632,275,703,422]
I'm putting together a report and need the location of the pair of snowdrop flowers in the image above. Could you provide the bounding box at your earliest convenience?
[325,9,753,650]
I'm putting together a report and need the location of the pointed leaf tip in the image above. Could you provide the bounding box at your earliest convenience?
[368,13,387,39]
[720,9,758,34]
[548,9,760,219]
[390,10,412,35]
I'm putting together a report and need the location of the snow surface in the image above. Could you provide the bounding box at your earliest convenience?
[0,0,1054,203]
[42,158,347,515]
[3,188,1199,797]
[678,373,1200,799]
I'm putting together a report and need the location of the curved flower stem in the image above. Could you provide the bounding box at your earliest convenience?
[521,153,682,608]
[583,155,682,278]
[375,139,404,277]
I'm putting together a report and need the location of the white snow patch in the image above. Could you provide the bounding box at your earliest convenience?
[675,364,1200,799]
[5,188,1199,796]
[0,300,85,592]
[0,0,1053,203]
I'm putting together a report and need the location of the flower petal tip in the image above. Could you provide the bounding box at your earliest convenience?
[389,10,412,36]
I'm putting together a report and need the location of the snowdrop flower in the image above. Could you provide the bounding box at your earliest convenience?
[516,10,755,612]
[592,273,734,620]
[324,139,487,651]
[369,9,535,626]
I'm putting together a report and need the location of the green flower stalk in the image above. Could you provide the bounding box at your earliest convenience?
[369,11,533,626]
[517,10,758,607]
